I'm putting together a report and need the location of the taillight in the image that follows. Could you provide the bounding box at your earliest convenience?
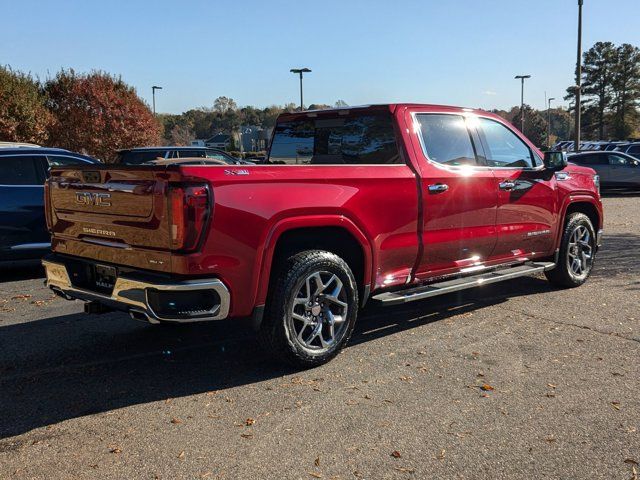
[44,180,53,232]
[169,183,211,252]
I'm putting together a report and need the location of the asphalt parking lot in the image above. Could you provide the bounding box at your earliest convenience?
[0,193,638,480]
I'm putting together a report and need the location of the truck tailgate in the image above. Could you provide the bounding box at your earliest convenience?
[47,166,180,272]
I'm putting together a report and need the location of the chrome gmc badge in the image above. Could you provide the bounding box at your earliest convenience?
[75,192,112,207]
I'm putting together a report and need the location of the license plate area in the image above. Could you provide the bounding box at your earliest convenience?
[93,264,117,293]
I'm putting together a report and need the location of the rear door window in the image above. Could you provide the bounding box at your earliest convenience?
[269,113,401,165]
[415,114,478,166]
[205,151,234,164]
[608,154,632,166]
[177,150,206,158]
[573,154,607,165]
[0,156,44,185]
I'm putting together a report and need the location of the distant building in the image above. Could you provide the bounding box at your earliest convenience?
[237,125,272,152]
[205,133,231,150]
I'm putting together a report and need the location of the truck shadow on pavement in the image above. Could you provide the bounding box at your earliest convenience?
[0,276,557,441]
[0,264,44,283]
[0,232,637,441]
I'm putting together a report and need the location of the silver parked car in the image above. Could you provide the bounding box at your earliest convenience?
[569,151,640,188]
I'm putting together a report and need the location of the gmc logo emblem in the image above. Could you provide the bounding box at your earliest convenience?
[75,192,112,207]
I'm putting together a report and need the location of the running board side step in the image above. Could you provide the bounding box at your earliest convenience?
[372,262,556,306]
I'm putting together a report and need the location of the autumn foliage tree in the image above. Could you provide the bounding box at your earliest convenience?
[0,66,53,144]
[44,70,161,162]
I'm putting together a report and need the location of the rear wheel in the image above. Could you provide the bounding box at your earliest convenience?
[545,212,596,288]
[258,250,359,368]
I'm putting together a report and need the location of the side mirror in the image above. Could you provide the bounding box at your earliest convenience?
[543,151,568,170]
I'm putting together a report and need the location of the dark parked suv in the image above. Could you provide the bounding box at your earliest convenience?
[116,146,247,165]
[0,147,99,265]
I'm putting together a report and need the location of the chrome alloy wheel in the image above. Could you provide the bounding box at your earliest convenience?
[567,225,594,279]
[288,271,349,352]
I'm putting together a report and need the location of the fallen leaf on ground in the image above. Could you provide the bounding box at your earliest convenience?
[109,447,122,454]
[245,418,255,426]
[178,451,185,459]
[625,459,639,466]
[391,450,402,458]
[436,449,446,460]
[394,466,415,473]
[308,473,322,478]
[11,294,31,300]
[480,384,494,391]
[314,456,320,467]
[170,418,182,424]
[612,402,621,410]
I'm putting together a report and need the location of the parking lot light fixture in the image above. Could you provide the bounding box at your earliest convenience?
[574,0,584,152]
[547,97,555,148]
[290,68,311,111]
[514,75,531,132]
[152,86,163,116]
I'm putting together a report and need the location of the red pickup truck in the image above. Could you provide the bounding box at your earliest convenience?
[43,104,603,367]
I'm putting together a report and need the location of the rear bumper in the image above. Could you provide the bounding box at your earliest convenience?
[43,258,230,323]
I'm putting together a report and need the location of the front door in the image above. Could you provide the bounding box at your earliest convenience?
[607,153,640,186]
[408,112,499,281]
[474,117,557,260]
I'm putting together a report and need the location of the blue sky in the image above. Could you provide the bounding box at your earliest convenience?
[1,0,639,114]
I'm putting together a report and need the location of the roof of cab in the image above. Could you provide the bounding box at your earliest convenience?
[0,147,99,162]
[277,103,494,121]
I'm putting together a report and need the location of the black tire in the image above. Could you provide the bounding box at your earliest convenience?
[258,250,359,368]
[545,212,597,288]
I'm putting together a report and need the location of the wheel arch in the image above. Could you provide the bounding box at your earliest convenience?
[254,216,373,310]
[556,195,602,248]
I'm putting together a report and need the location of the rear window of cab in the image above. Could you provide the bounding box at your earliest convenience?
[268,113,402,165]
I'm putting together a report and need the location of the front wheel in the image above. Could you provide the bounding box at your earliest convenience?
[258,250,359,368]
[545,212,597,288]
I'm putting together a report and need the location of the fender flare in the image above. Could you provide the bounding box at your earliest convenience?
[555,193,603,247]
[252,215,374,307]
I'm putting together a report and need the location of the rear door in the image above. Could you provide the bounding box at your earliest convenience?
[0,155,48,258]
[408,112,499,280]
[476,117,558,260]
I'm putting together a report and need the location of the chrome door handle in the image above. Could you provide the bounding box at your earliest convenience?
[428,183,449,193]
[499,181,516,191]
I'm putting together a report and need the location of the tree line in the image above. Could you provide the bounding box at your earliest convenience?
[0,66,161,162]
[1,41,637,161]
[565,41,640,140]
[157,98,349,147]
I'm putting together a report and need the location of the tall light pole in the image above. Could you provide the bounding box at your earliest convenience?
[514,75,531,132]
[574,0,584,151]
[547,97,555,148]
[290,68,311,111]
[152,85,163,116]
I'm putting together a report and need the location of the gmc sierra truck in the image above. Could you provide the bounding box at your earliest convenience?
[43,104,603,367]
